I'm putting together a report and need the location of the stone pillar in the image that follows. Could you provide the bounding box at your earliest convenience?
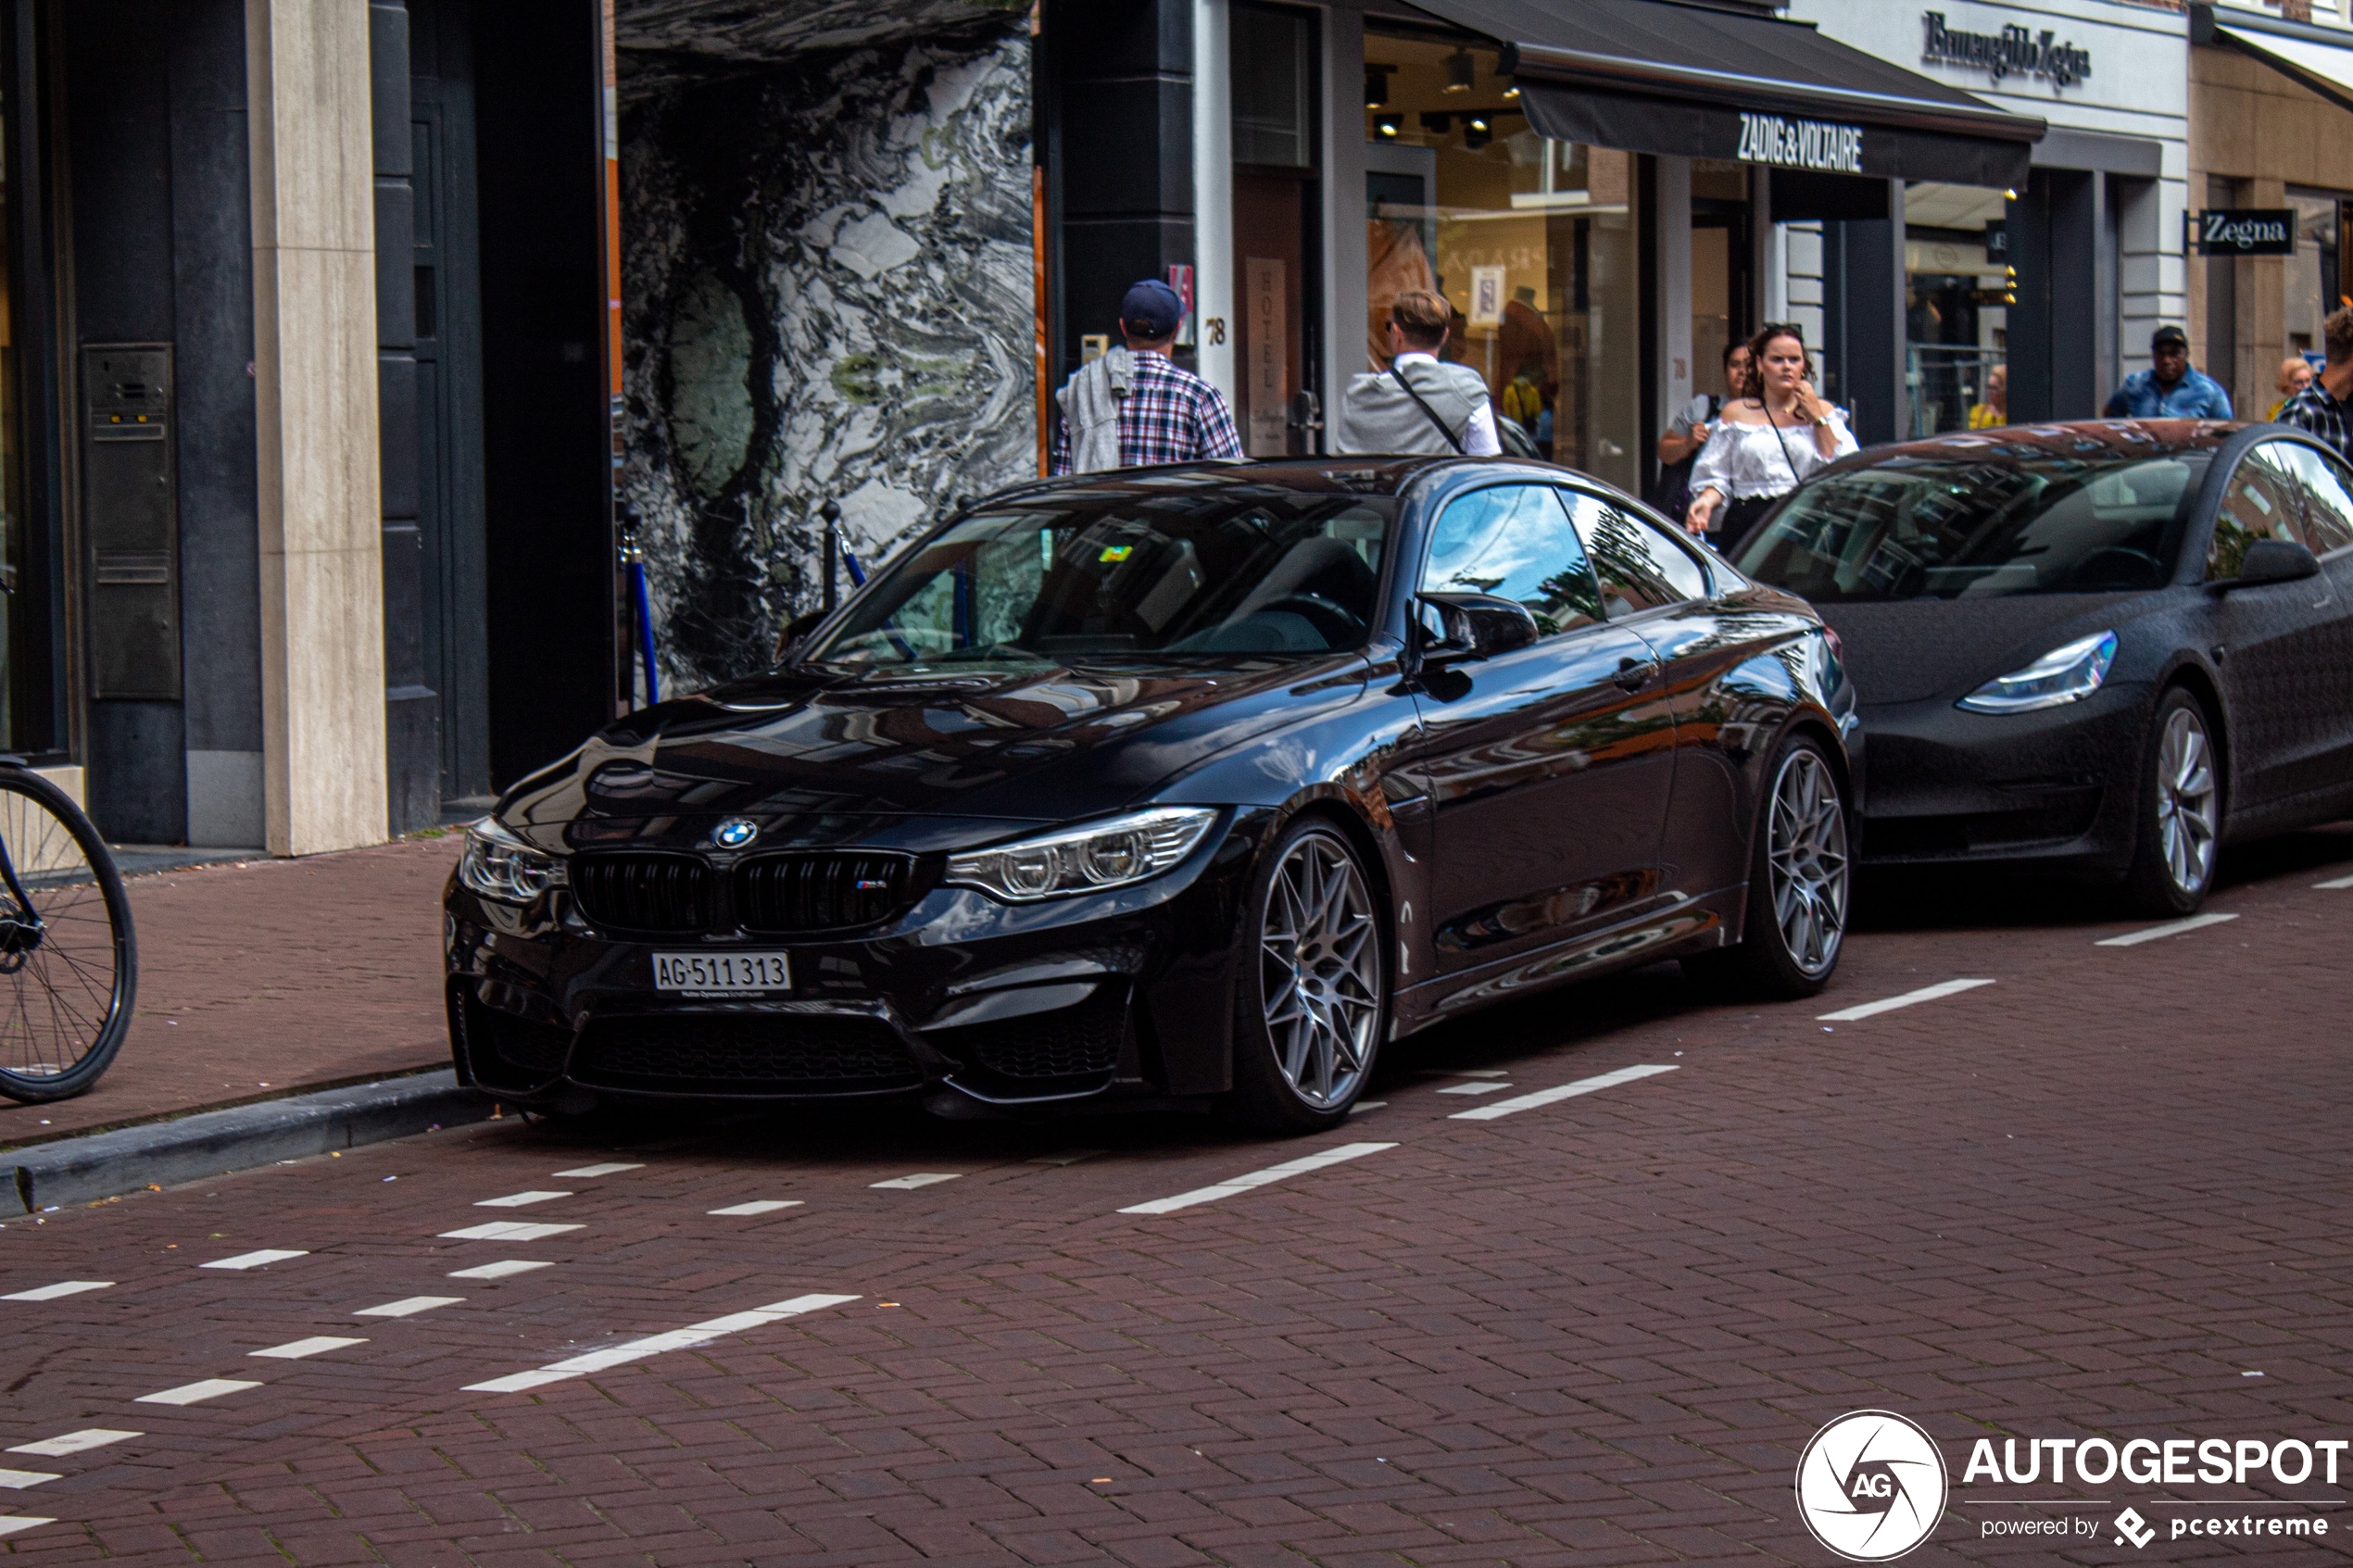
[247,0,389,856]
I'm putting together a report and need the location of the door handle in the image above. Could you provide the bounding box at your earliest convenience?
[1613,657,1650,692]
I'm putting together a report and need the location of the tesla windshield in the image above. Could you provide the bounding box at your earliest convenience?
[1736,449,2213,600]
[805,489,1395,666]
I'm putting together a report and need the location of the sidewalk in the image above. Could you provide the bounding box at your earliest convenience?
[0,834,463,1149]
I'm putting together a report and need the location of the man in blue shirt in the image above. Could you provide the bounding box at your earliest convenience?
[2104,325,2233,420]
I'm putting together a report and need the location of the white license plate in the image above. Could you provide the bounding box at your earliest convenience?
[651,952,792,994]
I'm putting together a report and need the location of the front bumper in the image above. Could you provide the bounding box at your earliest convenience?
[444,812,1265,1113]
[1854,681,2152,872]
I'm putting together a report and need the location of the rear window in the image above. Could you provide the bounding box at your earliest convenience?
[1736,450,2211,601]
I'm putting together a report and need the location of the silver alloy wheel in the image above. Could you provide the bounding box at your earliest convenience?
[1767,748,1849,977]
[1259,830,1380,1109]
[2154,704,2220,896]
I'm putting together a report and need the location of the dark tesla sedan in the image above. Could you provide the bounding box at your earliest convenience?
[1735,419,2353,913]
[446,458,1856,1131]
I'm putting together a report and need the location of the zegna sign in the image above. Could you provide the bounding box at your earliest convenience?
[1922,11,2094,90]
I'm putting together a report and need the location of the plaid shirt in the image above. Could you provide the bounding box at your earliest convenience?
[1050,351,1245,474]
[2280,379,2353,464]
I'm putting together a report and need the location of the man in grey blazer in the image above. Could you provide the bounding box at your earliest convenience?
[1333,290,1502,456]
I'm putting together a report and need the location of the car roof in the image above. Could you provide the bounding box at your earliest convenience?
[1826,419,2247,474]
[968,456,1568,508]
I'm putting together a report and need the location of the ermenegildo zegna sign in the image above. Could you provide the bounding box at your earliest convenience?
[2190,208,2296,257]
[1921,11,2093,90]
[1735,112,1865,174]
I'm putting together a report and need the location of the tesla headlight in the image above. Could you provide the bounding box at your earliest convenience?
[1957,630,2119,714]
[945,807,1218,903]
[459,818,563,903]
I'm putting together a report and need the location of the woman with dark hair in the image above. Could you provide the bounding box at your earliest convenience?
[1684,324,1856,554]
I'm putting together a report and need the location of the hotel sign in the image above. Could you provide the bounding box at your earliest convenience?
[1922,11,2093,89]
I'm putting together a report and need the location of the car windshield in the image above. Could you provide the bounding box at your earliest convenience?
[803,488,1394,667]
[1735,448,2214,601]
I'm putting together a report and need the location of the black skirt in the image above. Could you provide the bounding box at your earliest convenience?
[1714,492,1786,559]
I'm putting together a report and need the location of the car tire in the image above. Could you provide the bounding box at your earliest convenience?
[1683,730,1852,1000]
[2122,686,2221,917]
[1228,818,1388,1135]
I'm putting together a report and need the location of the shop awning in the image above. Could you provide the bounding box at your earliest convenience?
[1403,0,2045,190]
[2193,3,2353,117]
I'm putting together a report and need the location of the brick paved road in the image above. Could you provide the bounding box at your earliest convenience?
[2,828,2350,1565]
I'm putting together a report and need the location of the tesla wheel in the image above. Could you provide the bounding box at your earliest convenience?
[1685,732,1851,1000]
[2123,687,2221,916]
[1230,819,1386,1135]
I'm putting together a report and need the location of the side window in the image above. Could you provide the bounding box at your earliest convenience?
[1420,484,1605,637]
[1567,491,1711,617]
[2208,441,2308,580]
[2271,442,2353,556]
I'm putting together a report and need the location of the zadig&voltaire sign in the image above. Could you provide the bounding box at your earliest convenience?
[1922,11,2093,89]
[1735,112,1865,174]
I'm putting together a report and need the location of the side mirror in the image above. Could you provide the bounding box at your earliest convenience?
[774,608,827,663]
[1415,591,1540,668]
[2223,536,2322,589]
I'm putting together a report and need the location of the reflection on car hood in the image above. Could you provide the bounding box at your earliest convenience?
[1817,594,2153,705]
[499,655,1369,843]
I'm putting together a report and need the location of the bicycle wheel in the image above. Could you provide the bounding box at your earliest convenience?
[0,770,136,1103]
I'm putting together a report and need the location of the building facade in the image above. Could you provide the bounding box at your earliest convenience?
[20,0,2334,860]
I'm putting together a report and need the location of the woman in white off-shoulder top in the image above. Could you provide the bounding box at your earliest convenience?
[1685,325,1857,555]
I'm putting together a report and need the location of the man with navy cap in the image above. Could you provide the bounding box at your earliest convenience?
[1051,279,1243,474]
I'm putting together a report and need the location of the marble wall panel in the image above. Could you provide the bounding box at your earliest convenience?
[619,14,1035,693]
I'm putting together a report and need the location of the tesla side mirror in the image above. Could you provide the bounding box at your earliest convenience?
[1414,591,1540,667]
[774,608,827,662]
[2223,537,2322,590]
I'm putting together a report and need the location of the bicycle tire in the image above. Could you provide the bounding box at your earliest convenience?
[0,770,137,1103]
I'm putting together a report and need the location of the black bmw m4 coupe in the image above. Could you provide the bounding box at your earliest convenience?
[446,458,1857,1132]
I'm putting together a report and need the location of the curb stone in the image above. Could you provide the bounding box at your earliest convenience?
[9,1071,497,1213]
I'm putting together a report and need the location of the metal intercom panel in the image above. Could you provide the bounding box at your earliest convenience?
[82,345,180,700]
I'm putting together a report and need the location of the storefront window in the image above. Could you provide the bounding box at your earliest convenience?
[0,75,22,748]
[1904,182,2010,436]
[1362,28,1640,493]
[2286,188,2345,370]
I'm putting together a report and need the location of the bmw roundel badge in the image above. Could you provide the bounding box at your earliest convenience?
[711,817,760,850]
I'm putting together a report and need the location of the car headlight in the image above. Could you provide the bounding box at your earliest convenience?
[945,807,1218,903]
[1957,630,2119,714]
[459,818,563,903]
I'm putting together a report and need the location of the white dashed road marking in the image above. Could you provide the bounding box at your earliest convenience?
[200,1249,308,1271]
[475,1191,571,1208]
[448,1261,552,1281]
[2316,873,2353,890]
[439,1222,581,1242]
[870,1173,960,1190]
[2,1281,112,1301]
[708,1200,802,1216]
[250,1337,368,1360]
[7,1432,138,1458]
[2095,911,2240,947]
[0,1471,57,1490]
[553,1162,643,1177]
[355,1297,463,1319]
[1817,977,1996,1022]
[1119,1142,1397,1215]
[0,1518,54,1537]
[136,1380,260,1406]
[463,1292,861,1394]
[1435,1081,1513,1096]
[1447,1062,1680,1121]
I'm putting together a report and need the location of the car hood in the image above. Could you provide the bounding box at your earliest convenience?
[497,654,1370,850]
[1816,593,2156,705]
